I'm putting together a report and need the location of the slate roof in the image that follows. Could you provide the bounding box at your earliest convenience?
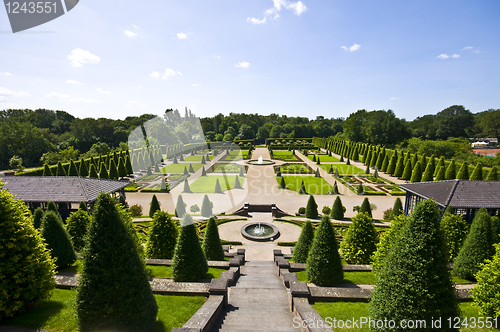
[0,176,131,203]
[399,180,500,209]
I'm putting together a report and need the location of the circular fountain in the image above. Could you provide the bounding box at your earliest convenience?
[241,222,279,241]
[246,155,275,165]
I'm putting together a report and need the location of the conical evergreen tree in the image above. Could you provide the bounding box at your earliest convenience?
[239,167,245,177]
[305,195,318,218]
[279,176,286,189]
[201,195,213,218]
[469,162,483,180]
[456,162,469,180]
[183,166,188,176]
[435,165,445,181]
[357,182,364,195]
[88,164,98,178]
[41,211,77,268]
[394,156,404,177]
[334,168,339,178]
[183,179,192,193]
[42,163,53,176]
[306,216,343,286]
[68,160,79,176]
[175,195,187,218]
[292,220,314,263]
[381,155,389,172]
[99,163,109,179]
[371,214,406,275]
[389,197,403,220]
[189,164,195,173]
[471,243,500,317]
[440,213,468,262]
[330,196,344,220]
[201,167,207,176]
[401,159,412,180]
[435,156,445,176]
[172,214,208,281]
[421,161,434,182]
[79,158,89,177]
[445,159,456,180]
[387,153,397,175]
[202,217,225,261]
[179,154,185,162]
[214,178,222,193]
[117,158,127,178]
[328,165,334,174]
[160,177,169,192]
[365,165,370,174]
[201,156,206,164]
[359,197,372,217]
[125,155,133,175]
[145,211,178,259]
[76,193,157,332]
[65,209,91,252]
[373,168,379,178]
[234,175,242,189]
[109,159,118,180]
[341,212,376,264]
[173,156,178,164]
[331,181,339,195]
[315,168,320,177]
[146,166,152,176]
[369,199,460,329]
[33,207,44,229]
[486,165,498,180]
[46,200,59,216]
[56,161,66,176]
[299,180,307,194]
[410,161,423,183]
[149,195,161,218]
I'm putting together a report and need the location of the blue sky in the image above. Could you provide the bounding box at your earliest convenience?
[0,0,499,121]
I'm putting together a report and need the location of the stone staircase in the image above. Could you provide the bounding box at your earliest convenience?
[215,261,297,331]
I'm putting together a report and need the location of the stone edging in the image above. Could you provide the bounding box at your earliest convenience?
[240,222,279,241]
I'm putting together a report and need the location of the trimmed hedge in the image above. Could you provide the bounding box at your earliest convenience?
[41,211,77,268]
[292,220,314,263]
[340,212,377,264]
[145,211,178,259]
[202,217,225,261]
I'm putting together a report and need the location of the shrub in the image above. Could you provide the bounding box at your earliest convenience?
[79,201,88,212]
[292,220,314,263]
[486,165,498,180]
[456,161,469,180]
[172,214,208,281]
[440,213,469,262]
[322,205,331,215]
[129,204,142,217]
[421,161,434,182]
[56,161,66,176]
[469,162,483,180]
[383,208,392,220]
[42,163,53,176]
[279,176,286,189]
[214,178,222,193]
[388,197,403,220]
[330,196,344,220]
[88,164,98,178]
[76,192,157,332]
[369,199,460,329]
[305,195,318,219]
[445,159,456,180]
[306,216,343,286]
[41,211,77,268]
[33,207,44,229]
[65,209,91,252]
[453,208,497,280]
[149,194,161,218]
[394,156,404,177]
[359,198,372,217]
[202,217,225,261]
[99,162,109,179]
[201,194,213,218]
[46,200,58,215]
[109,159,118,180]
[190,204,200,213]
[298,207,305,215]
[371,214,406,275]
[401,159,412,180]
[435,165,445,181]
[471,243,500,317]
[340,212,377,264]
[145,211,178,259]
[0,183,55,320]
[175,195,187,218]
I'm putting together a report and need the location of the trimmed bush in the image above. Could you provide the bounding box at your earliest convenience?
[76,193,157,332]
[306,216,343,286]
[108,159,118,180]
[394,156,404,177]
[298,180,307,194]
[453,208,497,280]
[41,211,77,268]
[388,197,403,220]
[56,161,66,176]
[65,209,91,252]
[410,161,422,182]
[201,194,213,218]
[401,159,412,181]
[298,207,305,215]
[387,153,397,175]
[42,163,53,176]
[421,161,434,182]
[175,195,187,218]
[340,212,377,264]
[330,196,344,220]
[33,207,44,229]
[149,194,161,218]
[183,179,193,193]
[234,175,242,189]
[117,157,127,178]
[435,156,445,176]
[440,213,468,262]
[292,220,314,263]
[183,166,188,176]
[331,181,339,194]
[0,183,55,320]
[371,214,406,274]
[322,205,331,215]
[202,217,225,261]
[88,164,98,178]
[469,162,483,180]
[79,201,88,212]
[201,167,207,176]
[68,160,79,176]
[172,214,208,281]
[305,195,318,219]
[369,199,460,329]
[279,176,286,189]
[359,197,372,217]
[145,211,178,259]
[357,183,364,194]
[456,161,469,180]
[445,159,456,180]
[486,165,498,180]
[99,162,109,179]
[214,178,222,193]
[435,165,445,181]
[471,243,500,317]
[129,204,142,217]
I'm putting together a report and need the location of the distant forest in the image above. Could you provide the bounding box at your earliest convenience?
[0,105,499,170]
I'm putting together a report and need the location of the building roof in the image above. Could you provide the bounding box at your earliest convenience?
[0,176,131,203]
[399,180,500,209]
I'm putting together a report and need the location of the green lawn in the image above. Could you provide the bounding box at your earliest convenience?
[318,164,364,175]
[312,302,494,332]
[272,154,301,161]
[1,289,206,332]
[296,270,376,284]
[189,175,245,193]
[307,155,340,163]
[271,150,294,155]
[279,164,313,174]
[162,163,204,173]
[147,265,226,279]
[211,163,244,173]
[229,150,249,156]
[184,155,212,161]
[276,176,332,195]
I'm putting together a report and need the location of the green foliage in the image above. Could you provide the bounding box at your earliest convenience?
[183,179,192,193]
[340,212,377,264]
[33,207,44,229]
[369,199,460,330]
[371,214,406,275]
[440,213,469,262]
[41,211,77,268]
[129,204,142,217]
[389,197,403,220]
[108,159,118,180]
[65,209,91,252]
[201,194,213,218]
[88,164,98,178]
[305,195,318,219]
[445,159,456,180]
[172,214,208,281]
[401,159,412,180]
[76,193,157,332]
[469,162,483,180]
[175,195,187,218]
[56,161,66,176]
[387,153,397,175]
[79,158,89,177]
[394,156,404,177]
[118,195,126,207]
[0,183,56,320]
[453,208,497,280]
[42,163,53,176]
[471,243,500,317]
[68,160,79,176]
[279,176,286,189]
[435,165,445,181]
[190,204,200,213]
[292,220,314,263]
[421,161,434,182]
[298,180,307,194]
[214,178,222,193]
[322,205,331,215]
[330,196,344,220]
[202,217,225,261]
[456,161,469,180]
[486,165,498,180]
[306,216,343,286]
[410,161,422,182]
[149,194,161,218]
[99,162,109,179]
[234,175,242,189]
[298,207,306,215]
[359,198,372,217]
[46,201,59,217]
[145,211,178,259]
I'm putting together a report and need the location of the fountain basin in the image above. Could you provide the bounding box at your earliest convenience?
[246,159,275,165]
[241,222,279,242]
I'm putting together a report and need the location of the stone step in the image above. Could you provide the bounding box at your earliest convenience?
[219,324,297,332]
[244,261,277,266]
[222,312,296,326]
[233,278,284,289]
[228,288,289,304]
[240,266,278,274]
[222,303,291,314]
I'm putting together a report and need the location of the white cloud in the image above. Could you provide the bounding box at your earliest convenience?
[0,72,12,76]
[192,83,200,87]
[150,71,160,78]
[66,79,82,84]
[247,17,267,24]
[0,87,30,98]
[68,48,101,67]
[96,88,111,94]
[341,44,361,52]
[68,98,98,103]
[177,32,187,39]
[389,97,400,100]
[0,96,7,102]
[124,30,137,37]
[436,54,449,59]
[452,54,460,58]
[162,68,177,79]
[177,71,183,76]
[473,49,480,54]
[235,61,250,68]
[45,92,69,98]
[214,55,220,59]
[287,1,307,15]
[463,46,473,50]
[133,24,140,29]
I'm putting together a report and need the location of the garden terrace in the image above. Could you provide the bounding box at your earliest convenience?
[276,175,332,195]
[275,163,314,174]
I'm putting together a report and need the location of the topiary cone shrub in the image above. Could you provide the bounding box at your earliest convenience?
[486,166,498,180]
[305,195,318,219]
[440,213,468,262]
[41,211,77,268]
[145,211,178,259]
[359,197,372,217]
[388,197,403,220]
[149,194,161,218]
[202,217,225,261]
[214,178,222,193]
[340,212,377,264]
[371,214,406,275]
[456,161,469,180]
[330,196,344,220]
[471,243,500,318]
[369,199,460,328]
[172,214,208,281]
[175,195,187,218]
[445,159,456,180]
[0,183,56,320]
[452,208,497,280]
[291,220,314,263]
[183,179,192,193]
[33,207,44,229]
[65,209,91,252]
[76,192,157,332]
[401,159,412,181]
[201,194,213,218]
[306,216,343,286]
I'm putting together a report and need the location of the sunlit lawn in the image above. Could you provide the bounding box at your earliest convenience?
[189,175,245,193]
[162,163,203,173]
[276,176,332,195]
[318,164,364,175]
[307,155,340,163]
[184,155,212,161]
[147,266,225,279]
[296,270,376,284]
